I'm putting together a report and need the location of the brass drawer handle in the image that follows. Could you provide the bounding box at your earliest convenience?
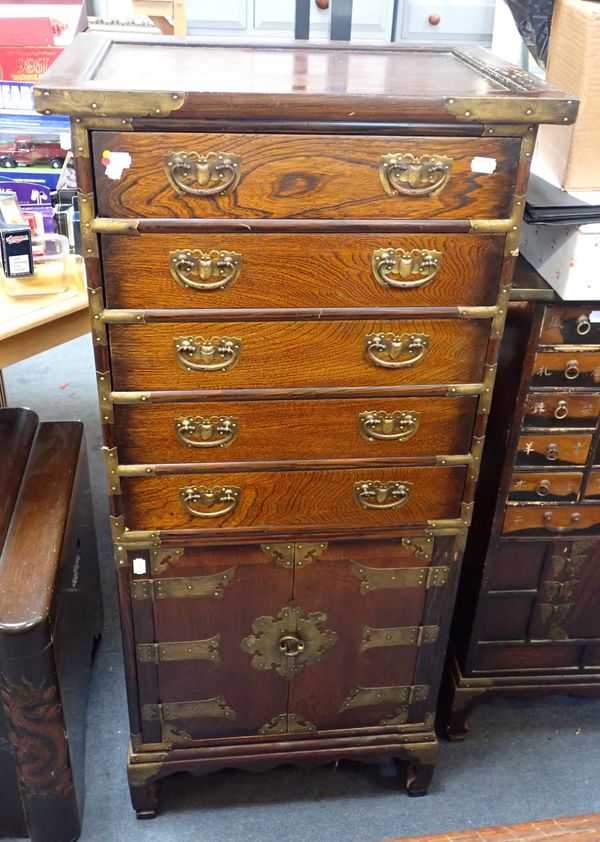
[169,249,242,291]
[179,485,240,519]
[545,443,560,461]
[164,151,241,196]
[536,479,551,497]
[354,480,412,510]
[365,332,430,369]
[372,247,442,290]
[379,153,452,198]
[554,400,569,420]
[358,410,421,442]
[174,335,242,372]
[175,415,239,448]
[543,511,581,533]
[576,315,592,336]
[565,359,580,380]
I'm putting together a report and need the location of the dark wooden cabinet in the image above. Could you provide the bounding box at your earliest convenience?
[35,34,574,816]
[446,267,600,739]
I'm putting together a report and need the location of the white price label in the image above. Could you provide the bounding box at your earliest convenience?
[132,557,147,575]
[471,156,497,174]
[8,254,31,276]
[590,311,600,323]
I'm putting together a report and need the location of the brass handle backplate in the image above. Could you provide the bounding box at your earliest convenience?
[169,249,242,291]
[174,335,242,372]
[365,332,430,369]
[379,153,452,197]
[358,410,421,442]
[354,480,412,510]
[554,400,569,420]
[179,485,240,519]
[164,151,241,196]
[174,415,239,448]
[544,511,581,533]
[372,247,442,290]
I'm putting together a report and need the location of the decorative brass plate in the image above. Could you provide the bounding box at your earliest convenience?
[359,625,439,652]
[149,547,184,575]
[260,542,328,569]
[339,684,429,713]
[540,603,573,640]
[544,580,579,601]
[358,410,421,443]
[174,415,239,449]
[241,605,338,680]
[137,635,221,664]
[173,336,242,372]
[353,480,412,510]
[164,151,242,196]
[179,485,240,519]
[169,249,242,291]
[259,713,317,736]
[131,567,236,601]
[364,332,430,369]
[401,537,434,561]
[142,696,236,724]
[379,153,452,198]
[352,561,449,595]
[371,247,442,289]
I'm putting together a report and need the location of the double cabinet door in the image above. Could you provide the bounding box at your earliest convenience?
[131,535,453,744]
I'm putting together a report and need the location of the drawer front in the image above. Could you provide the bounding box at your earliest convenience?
[102,232,503,310]
[523,392,600,429]
[120,465,467,531]
[531,351,600,389]
[584,470,600,500]
[401,0,495,40]
[92,132,519,220]
[503,505,600,537]
[507,471,583,503]
[471,642,583,673]
[540,306,600,346]
[114,396,477,465]
[109,319,490,391]
[514,433,592,467]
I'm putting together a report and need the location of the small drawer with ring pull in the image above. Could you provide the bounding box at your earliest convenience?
[522,393,600,429]
[539,306,600,346]
[507,471,583,503]
[514,433,592,468]
[531,351,600,389]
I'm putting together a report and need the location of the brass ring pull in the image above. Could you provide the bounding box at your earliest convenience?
[576,315,592,336]
[174,415,239,448]
[545,443,560,461]
[565,359,580,380]
[358,410,421,442]
[174,336,242,372]
[164,151,242,196]
[371,247,442,290]
[353,480,412,510]
[379,153,453,198]
[554,400,569,420]
[536,479,551,497]
[365,332,430,369]
[179,485,240,519]
[277,634,306,657]
[169,249,242,291]
[544,511,581,533]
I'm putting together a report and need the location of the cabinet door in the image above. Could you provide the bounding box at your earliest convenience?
[132,544,291,743]
[288,536,453,731]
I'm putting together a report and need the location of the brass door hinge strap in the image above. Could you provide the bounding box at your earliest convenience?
[142,697,235,724]
[360,625,439,652]
[131,567,237,601]
[352,562,449,595]
[137,635,220,664]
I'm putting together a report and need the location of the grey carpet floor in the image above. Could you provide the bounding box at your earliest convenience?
[4,333,600,842]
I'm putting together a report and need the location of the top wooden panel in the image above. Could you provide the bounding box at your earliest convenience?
[34,33,577,125]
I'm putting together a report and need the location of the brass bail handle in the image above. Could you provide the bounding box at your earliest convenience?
[277,634,306,657]
[379,153,453,198]
[371,247,442,290]
[544,511,581,533]
[164,151,242,197]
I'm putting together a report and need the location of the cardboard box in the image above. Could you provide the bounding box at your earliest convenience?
[536,0,600,190]
[520,219,600,300]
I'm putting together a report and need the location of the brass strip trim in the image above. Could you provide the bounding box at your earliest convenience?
[457,306,498,319]
[88,287,106,347]
[36,88,187,119]
[137,635,221,664]
[118,464,157,477]
[352,562,449,594]
[102,309,147,324]
[91,218,141,235]
[141,696,235,723]
[131,567,237,601]
[339,683,430,712]
[435,454,472,467]
[102,446,120,495]
[96,371,113,424]
[360,625,439,652]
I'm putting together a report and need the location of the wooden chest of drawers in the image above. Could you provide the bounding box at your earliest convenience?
[36,34,575,816]
[446,265,600,739]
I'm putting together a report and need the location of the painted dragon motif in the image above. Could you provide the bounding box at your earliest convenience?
[1,675,73,798]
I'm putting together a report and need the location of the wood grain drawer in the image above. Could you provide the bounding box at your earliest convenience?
[540,306,600,346]
[102,232,504,310]
[523,392,600,429]
[507,471,582,503]
[114,396,477,465]
[109,319,490,392]
[514,433,592,467]
[531,351,600,389]
[92,132,519,220]
[503,505,600,537]
[120,465,467,531]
